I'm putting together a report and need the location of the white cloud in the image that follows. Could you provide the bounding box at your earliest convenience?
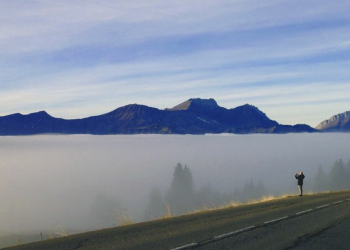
[1,0,349,53]
[1,56,349,127]
[0,0,350,126]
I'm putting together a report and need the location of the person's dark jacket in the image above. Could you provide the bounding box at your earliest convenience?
[295,174,305,186]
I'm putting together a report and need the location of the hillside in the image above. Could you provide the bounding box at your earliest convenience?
[316,111,350,132]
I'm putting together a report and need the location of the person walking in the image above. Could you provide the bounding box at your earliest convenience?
[295,172,305,196]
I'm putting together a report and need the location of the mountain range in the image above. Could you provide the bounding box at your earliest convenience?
[0,98,346,135]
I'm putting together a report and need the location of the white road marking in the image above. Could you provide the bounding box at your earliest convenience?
[170,197,350,250]
[316,204,330,209]
[170,243,198,250]
[214,226,255,239]
[296,209,313,215]
[264,216,288,224]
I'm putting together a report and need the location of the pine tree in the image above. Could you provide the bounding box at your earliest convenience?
[312,165,328,192]
[329,159,347,190]
[346,160,350,189]
[183,165,194,204]
[167,163,194,215]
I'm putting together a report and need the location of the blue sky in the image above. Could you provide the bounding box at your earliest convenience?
[1,0,350,127]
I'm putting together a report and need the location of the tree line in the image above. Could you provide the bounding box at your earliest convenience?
[146,159,350,219]
[312,159,350,192]
[89,159,350,227]
[145,163,267,219]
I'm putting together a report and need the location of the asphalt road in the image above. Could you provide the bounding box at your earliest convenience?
[198,196,350,250]
[3,191,350,250]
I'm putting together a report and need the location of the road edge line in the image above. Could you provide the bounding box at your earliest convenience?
[296,209,313,215]
[170,243,198,250]
[316,204,330,209]
[214,226,255,239]
[263,216,288,224]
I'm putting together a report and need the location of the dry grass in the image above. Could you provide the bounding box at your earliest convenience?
[115,209,134,226]
[54,226,69,237]
[162,204,172,219]
[188,192,316,216]
[190,200,242,215]
[16,238,22,246]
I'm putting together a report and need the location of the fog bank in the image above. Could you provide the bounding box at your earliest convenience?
[0,133,349,239]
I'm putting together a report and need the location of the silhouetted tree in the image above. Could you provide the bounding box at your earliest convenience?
[329,159,348,190]
[166,163,194,215]
[183,165,194,197]
[312,165,328,192]
[346,160,350,189]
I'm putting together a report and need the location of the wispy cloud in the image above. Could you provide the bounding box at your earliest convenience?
[1,0,350,126]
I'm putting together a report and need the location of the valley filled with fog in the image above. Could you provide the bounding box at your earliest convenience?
[0,133,349,246]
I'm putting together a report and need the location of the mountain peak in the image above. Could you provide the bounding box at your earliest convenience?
[316,111,350,131]
[33,110,49,115]
[169,98,218,111]
[27,110,52,118]
[238,103,258,109]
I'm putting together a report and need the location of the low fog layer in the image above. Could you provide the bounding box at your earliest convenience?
[0,133,349,238]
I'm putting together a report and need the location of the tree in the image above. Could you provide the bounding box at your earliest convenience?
[183,165,194,196]
[312,165,328,192]
[166,163,194,215]
[346,160,350,189]
[329,159,348,190]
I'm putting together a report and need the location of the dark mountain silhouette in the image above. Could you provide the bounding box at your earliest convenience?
[0,98,317,135]
[316,111,350,132]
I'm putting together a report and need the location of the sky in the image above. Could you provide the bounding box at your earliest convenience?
[1,0,350,127]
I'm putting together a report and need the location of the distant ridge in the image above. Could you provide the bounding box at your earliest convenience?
[316,111,350,132]
[0,98,318,135]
